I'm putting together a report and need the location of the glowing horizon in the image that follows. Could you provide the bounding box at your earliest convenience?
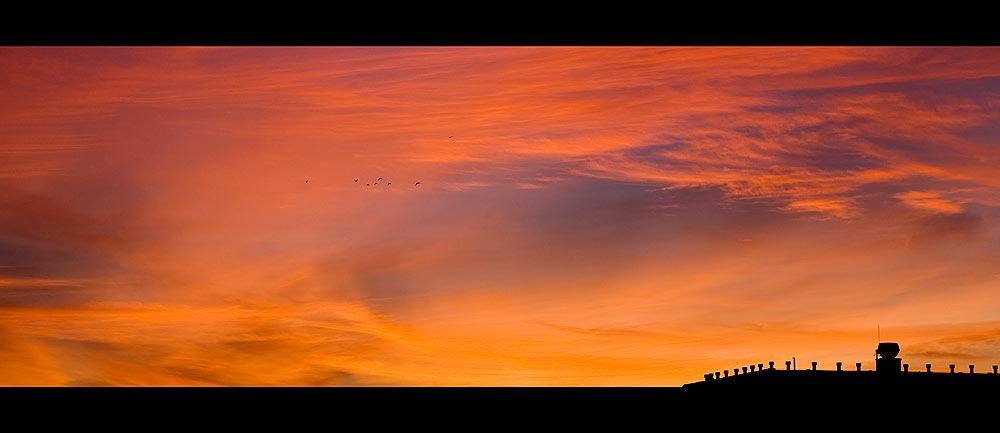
[2,47,999,385]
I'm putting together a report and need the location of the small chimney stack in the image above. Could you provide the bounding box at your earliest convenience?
[758,363,764,371]
[903,364,908,372]
[750,365,755,372]
[969,365,974,374]
[856,362,862,372]
[742,366,748,374]
[768,361,774,370]
[705,373,714,381]
[949,364,955,373]
[715,372,720,379]
[836,362,842,371]
[993,365,998,374]
[724,370,729,377]
[785,361,791,370]
[811,361,817,371]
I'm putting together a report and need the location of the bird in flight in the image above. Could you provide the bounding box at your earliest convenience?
[354,178,358,182]
[304,180,308,184]
[415,182,421,186]
[366,183,370,187]
[374,182,378,186]
[377,177,383,181]
[387,182,391,186]
[448,136,453,139]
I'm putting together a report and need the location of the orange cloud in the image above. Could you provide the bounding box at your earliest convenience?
[895,191,964,214]
[2,47,1000,385]
[780,198,860,219]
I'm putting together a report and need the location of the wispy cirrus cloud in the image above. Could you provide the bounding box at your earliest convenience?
[895,190,964,214]
[2,47,1000,385]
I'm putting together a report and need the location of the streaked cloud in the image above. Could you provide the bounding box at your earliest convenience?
[896,190,964,214]
[1,47,999,385]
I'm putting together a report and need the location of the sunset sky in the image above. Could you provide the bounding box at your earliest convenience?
[2,47,999,386]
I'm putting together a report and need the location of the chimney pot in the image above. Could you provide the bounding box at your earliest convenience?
[836,362,842,371]
[705,373,713,381]
[715,372,720,379]
[750,365,755,372]
[969,365,974,374]
[903,364,908,372]
[742,366,748,374]
[856,362,862,372]
[811,361,817,371]
[724,370,729,377]
[785,361,791,370]
[926,363,932,373]
[949,364,956,373]
[768,361,774,370]
[758,363,764,371]
[734,368,739,376]
[994,365,998,374]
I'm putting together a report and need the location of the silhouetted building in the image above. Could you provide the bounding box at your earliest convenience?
[875,342,901,374]
[682,342,1000,398]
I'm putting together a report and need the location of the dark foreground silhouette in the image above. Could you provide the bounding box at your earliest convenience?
[682,342,999,400]
[3,342,995,421]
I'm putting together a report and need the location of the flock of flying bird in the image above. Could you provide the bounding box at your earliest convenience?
[300,136,452,187]
[302,178,421,187]
[301,136,453,188]
[355,177,420,187]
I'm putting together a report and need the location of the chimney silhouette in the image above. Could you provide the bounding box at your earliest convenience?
[688,343,1000,391]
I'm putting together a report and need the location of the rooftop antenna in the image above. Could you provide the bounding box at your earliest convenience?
[874,324,880,368]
